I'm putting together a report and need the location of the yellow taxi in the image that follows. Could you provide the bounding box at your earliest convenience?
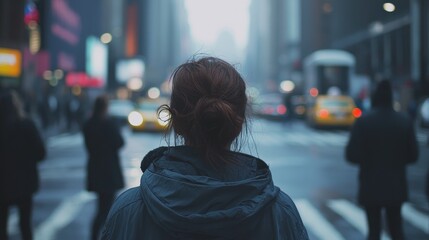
[128,98,170,132]
[307,95,361,127]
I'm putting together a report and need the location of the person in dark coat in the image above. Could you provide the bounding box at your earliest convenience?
[82,95,125,240]
[101,57,309,239]
[346,80,419,240]
[0,90,46,240]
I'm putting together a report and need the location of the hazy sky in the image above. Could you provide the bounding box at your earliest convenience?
[184,0,250,49]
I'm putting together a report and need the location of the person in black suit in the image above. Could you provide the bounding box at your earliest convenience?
[0,90,46,240]
[83,95,125,240]
[345,80,419,240]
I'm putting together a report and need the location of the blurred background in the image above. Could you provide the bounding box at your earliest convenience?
[0,0,428,124]
[0,0,429,124]
[0,0,428,239]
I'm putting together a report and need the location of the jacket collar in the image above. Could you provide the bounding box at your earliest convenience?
[140,146,169,172]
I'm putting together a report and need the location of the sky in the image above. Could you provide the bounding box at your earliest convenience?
[184,0,251,50]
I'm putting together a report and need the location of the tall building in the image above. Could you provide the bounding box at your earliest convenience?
[245,0,300,92]
[300,0,429,103]
[119,0,190,94]
[245,0,277,90]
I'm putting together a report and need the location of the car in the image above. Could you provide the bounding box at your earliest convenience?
[251,93,288,120]
[307,95,361,128]
[108,99,135,125]
[289,95,307,119]
[127,98,170,132]
[418,97,429,128]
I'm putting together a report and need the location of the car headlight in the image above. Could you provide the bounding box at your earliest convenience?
[128,111,144,126]
[157,110,170,126]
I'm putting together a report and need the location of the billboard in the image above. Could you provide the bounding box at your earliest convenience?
[66,72,103,88]
[115,58,145,83]
[0,48,22,78]
[86,36,107,87]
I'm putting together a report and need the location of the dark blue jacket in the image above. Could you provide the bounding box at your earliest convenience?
[102,146,308,239]
[346,107,418,205]
[0,117,46,202]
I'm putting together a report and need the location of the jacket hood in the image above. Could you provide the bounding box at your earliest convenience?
[139,146,279,238]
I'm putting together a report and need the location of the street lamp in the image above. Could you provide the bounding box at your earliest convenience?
[100,33,112,44]
[280,80,295,93]
[127,77,143,91]
[148,87,160,99]
[383,3,395,12]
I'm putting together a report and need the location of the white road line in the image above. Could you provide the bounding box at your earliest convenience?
[327,199,390,240]
[285,133,311,145]
[251,131,348,147]
[307,133,334,146]
[402,203,429,234]
[47,134,83,148]
[7,210,18,235]
[320,132,348,146]
[417,133,427,145]
[253,133,281,145]
[295,199,345,240]
[34,191,95,240]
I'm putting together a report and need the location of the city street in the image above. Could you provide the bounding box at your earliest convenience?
[2,0,429,239]
[6,118,429,240]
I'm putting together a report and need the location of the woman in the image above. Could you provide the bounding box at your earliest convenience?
[0,90,46,240]
[83,95,125,240]
[101,57,308,239]
[346,80,418,240]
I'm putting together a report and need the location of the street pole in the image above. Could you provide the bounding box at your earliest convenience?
[410,0,421,96]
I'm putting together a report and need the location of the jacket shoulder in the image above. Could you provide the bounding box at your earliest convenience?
[272,191,309,239]
[102,187,146,239]
[107,187,142,218]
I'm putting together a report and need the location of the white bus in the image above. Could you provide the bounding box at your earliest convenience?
[303,49,356,97]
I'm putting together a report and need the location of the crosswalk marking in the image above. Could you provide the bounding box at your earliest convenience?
[295,199,345,240]
[285,132,314,145]
[47,133,83,148]
[402,203,429,234]
[415,132,427,144]
[7,209,18,235]
[252,131,349,147]
[327,199,391,240]
[34,191,95,240]
[34,123,429,239]
[46,128,428,149]
[6,197,428,239]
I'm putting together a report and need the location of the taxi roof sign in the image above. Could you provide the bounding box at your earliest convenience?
[0,48,22,78]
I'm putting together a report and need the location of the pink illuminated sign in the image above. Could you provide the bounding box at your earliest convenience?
[51,23,79,45]
[52,0,80,30]
[66,72,103,88]
[51,0,80,46]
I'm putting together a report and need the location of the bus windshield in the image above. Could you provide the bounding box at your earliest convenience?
[317,65,349,95]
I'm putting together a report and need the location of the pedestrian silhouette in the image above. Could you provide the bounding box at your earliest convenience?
[346,80,419,240]
[0,90,46,240]
[82,95,125,240]
[101,57,309,239]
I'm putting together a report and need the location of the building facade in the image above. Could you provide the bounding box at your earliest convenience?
[300,0,429,111]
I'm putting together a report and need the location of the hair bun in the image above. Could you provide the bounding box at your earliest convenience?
[193,96,242,142]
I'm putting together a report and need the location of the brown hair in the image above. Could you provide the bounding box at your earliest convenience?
[371,79,393,109]
[92,94,109,118]
[163,56,248,166]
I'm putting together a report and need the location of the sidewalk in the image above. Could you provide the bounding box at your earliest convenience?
[33,115,81,141]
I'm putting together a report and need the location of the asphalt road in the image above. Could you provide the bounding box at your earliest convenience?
[6,119,429,240]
